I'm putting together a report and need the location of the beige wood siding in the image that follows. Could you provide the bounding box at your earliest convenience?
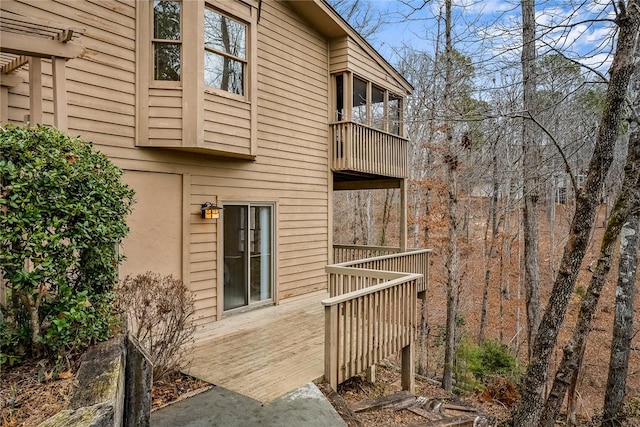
[329,36,349,72]
[188,177,219,328]
[3,0,332,337]
[330,36,408,96]
[257,1,329,300]
[4,0,137,139]
[202,93,251,156]
[148,88,183,146]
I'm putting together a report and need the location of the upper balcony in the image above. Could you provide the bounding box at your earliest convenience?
[331,120,408,179]
[330,72,409,182]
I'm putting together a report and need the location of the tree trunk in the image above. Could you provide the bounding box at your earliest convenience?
[539,142,640,426]
[479,148,500,343]
[602,214,639,426]
[540,31,640,426]
[511,2,639,424]
[602,41,640,423]
[521,0,542,364]
[379,189,394,245]
[18,290,41,350]
[441,0,459,392]
[417,297,430,376]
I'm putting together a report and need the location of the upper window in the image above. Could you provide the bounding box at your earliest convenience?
[388,94,401,135]
[340,74,403,136]
[204,7,247,95]
[353,77,368,125]
[371,85,385,131]
[153,1,181,81]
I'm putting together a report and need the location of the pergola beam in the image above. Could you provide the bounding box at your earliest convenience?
[0,32,83,59]
[1,55,28,74]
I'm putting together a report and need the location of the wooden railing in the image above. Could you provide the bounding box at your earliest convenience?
[333,244,401,263]
[330,121,408,178]
[322,268,419,391]
[330,246,431,295]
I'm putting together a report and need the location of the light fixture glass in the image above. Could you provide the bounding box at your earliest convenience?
[201,202,222,219]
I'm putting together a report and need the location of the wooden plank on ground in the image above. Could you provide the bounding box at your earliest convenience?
[406,405,442,421]
[421,415,476,427]
[350,390,415,412]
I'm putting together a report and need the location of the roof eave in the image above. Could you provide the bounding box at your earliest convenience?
[284,0,413,94]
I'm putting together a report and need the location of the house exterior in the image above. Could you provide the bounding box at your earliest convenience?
[0,0,414,341]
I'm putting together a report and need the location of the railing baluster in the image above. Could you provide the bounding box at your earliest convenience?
[329,121,408,178]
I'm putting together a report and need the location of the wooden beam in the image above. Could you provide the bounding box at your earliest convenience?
[400,178,407,250]
[333,178,401,191]
[28,57,42,125]
[1,56,28,74]
[0,73,23,88]
[1,86,8,124]
[1,33,83,58]
[52,57,67,131]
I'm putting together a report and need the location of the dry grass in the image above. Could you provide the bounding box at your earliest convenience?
[1,357,78,427]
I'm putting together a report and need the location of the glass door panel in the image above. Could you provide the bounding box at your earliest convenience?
[250,206,272,303]
[223,203,273,311]
[223,205,248,310]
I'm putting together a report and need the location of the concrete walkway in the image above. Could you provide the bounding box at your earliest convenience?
[151,382,346,427]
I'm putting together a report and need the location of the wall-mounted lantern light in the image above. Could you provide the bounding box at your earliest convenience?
[201,202,222,219]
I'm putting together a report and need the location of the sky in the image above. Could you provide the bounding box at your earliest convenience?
[358,0,618,80]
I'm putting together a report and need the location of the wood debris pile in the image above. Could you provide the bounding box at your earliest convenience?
[350,391,492,426]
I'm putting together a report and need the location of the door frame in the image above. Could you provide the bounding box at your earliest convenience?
[219,201,276,315]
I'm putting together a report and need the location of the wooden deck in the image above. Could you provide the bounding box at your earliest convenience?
[185,291,326,403]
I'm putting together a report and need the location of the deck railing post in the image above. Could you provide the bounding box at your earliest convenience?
[366,365,375,383]
[401,341,414,393]
[324,304,339,391]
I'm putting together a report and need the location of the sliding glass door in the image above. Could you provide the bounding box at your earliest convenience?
[223,204,273,311]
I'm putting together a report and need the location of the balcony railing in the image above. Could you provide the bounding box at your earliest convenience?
[331,121,408,178]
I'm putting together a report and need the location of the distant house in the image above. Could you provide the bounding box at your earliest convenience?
[0,0,419,343]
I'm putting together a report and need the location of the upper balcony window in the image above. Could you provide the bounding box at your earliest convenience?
[353,77,367,125]
[371,85,385,131]
[389,94,401,135]
[204,7,247,96]
[338,73,404,137]
[153,0,181,81]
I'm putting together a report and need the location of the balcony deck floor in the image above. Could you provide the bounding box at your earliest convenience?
[185,291,326,403]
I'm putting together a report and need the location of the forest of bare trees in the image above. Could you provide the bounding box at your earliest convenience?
[329,0,639,425]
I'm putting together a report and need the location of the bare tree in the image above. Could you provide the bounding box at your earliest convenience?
[512,1,640,424]
[520,0,542,364]
[539,98,640,427]
[440,0,460,392]
[326,0,389,40]
[602,214,639,426]
[602,55,640,426]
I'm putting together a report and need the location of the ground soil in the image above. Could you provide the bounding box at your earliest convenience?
[0,356,209,427]
[322,361,513,426]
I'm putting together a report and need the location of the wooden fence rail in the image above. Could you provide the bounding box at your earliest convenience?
[330,247,431,296]
[322,269,420,392]
[333,245,401,263]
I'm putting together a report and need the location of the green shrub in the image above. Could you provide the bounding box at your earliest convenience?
[0,125,134,362]
[40,285,116,354]
[455,337,520,392]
